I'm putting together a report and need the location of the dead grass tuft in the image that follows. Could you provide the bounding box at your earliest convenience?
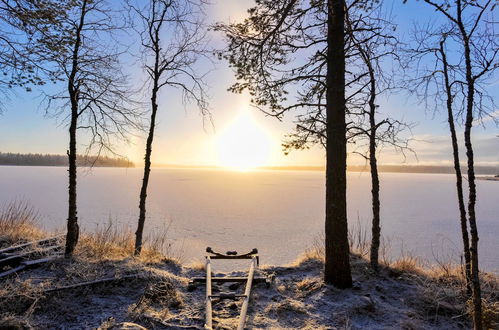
[75,220,176,264]
[140,278,183,309]
[0,201,43,247]
[264,299,307,316]
[0,314,32,330]
[186,259,205,272]
[464,272,499,329]
[295,278,322,297]
[390,256,423,274]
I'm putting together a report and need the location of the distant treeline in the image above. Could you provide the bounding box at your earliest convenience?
[0,152,134,167]
[258,164,498,175]
[348,164,499,175]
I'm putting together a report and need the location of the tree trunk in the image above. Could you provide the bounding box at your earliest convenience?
[64,0,87,258]
[367,73,380,271]
[65,111,79,257]
[324,0,352,288]
[134,87,158,255]
[135,41,161,255]
[439,39,472,292]
[457,1,482,327]
[464,76,482,330]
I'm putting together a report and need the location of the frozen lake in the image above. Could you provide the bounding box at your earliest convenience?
[0,166,497,272]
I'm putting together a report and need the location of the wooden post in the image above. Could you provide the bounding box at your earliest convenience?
[237,256,256,330]
[205,256,212,329]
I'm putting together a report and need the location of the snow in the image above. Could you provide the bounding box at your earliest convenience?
[0,253,488,329]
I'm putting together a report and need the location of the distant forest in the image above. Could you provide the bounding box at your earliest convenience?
[259,165,499,175]
[0,152,134,167]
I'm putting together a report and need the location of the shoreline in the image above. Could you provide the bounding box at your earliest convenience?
[477,176,499,181]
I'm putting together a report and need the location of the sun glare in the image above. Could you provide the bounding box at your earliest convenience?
[217,110,272,171]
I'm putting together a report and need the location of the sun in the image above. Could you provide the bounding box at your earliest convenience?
[216,110,272,171]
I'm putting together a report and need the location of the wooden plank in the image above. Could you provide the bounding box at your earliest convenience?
[0,255,61,279]
[0,235,63,255]
[237,256,256,330]
[192,276,267,284]
[0,245,61,268]
[22,255,61,267]
[208,255,255,260]
[0,273,142,300]
[44,274,141,293]
[205,256,213,329]
[0,265,26,278]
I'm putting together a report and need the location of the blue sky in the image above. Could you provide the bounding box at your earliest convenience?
[0,0,497,167]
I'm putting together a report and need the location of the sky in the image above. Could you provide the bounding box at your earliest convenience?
[0,0,497,169]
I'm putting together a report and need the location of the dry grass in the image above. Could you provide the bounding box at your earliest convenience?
[299,222,384,265]
[390,255,423,274]
[0,202,178,268]
[185,259,206,272]
[0,201,43,246]
[76,220,174,264]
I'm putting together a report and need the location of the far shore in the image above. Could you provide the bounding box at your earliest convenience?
[1,162,498,176]
[477,175,499,181]
[154,163,499,175]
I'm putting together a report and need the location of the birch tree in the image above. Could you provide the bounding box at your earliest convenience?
[128,0,209,255]
[405,1,498,327]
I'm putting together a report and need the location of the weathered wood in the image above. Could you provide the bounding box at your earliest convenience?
[44,274,142,293]
[205,256,213,329]
[192,276,267,284]
[202,248,261,330]
[0,246,62,268]
[0,273,143,300]
[0,255,61,279]
[237,256,256,330]
[0,235,63,255]
[0,265,26,278]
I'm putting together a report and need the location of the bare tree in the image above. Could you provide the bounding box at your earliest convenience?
[404,27,474,290]
[41,0,141,257]
[405,1,498,328]
[128,0,209,255]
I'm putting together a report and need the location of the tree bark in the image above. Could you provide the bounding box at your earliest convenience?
[324,0,352,288]
[64,0,88,257]
[439,39,472,292]
[134,84,158,255]
[456,1,482,327]
[135,24,161,256]
[367,64,380,271]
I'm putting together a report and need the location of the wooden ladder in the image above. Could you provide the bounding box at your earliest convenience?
[192,247,265,330]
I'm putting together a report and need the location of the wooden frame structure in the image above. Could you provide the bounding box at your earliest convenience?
[200,247,261,330]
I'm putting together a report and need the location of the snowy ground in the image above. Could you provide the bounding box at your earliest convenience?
[1,251,490,330]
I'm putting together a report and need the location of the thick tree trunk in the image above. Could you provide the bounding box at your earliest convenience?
[324,0,352,288]
[457,1,482,327]
[65,111,79,257]
[64,0,87,257]
[439,40,472,291]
